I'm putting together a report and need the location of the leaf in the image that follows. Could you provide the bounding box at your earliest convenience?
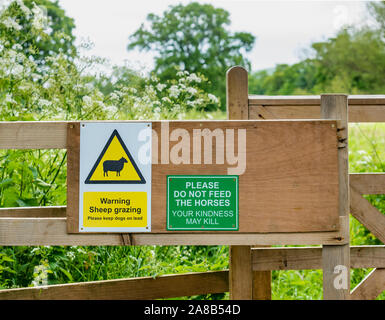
[0,178,13,189]
[29,166,38,179]
[34,178,51,189]
[1,255,14,262]
[59,267,73,282]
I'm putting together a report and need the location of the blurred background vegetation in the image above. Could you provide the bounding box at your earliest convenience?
[0,0,384,299]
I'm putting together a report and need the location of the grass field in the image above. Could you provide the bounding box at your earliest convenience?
[0,122,384,300]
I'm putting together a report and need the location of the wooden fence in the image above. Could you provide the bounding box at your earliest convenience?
[0,66,384,300]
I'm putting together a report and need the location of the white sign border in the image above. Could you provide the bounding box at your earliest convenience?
[78,122,152,233]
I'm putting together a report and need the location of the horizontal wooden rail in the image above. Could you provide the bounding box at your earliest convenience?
[0,206,66,217]
[248,95,385,122]
[1,174,382,218]
[0,122,67,149]
[252,246,385,271]
[0,216,348,246]
[248,95,385,106]
[0,270,228,300]
[350,173,385,194]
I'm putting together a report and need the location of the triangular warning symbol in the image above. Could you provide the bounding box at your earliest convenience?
[85,129,146,184]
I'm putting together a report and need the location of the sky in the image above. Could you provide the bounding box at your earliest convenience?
[58,0,370,73]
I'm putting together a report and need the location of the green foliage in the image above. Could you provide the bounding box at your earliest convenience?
[0,0,76,67]
[249,2,385,96]
[127,2,255,109]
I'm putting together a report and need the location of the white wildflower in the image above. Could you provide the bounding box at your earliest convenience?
[12,43,23,51]
[32,264,49,287]
[186,73,201,83]
[109,92,120,100]
[2,17,22,31]
[82,95,92,106]
[156,83,166,92]
[186,87,197,95]
[161,97,171,103]
[32,4,48,32]
[38,99,51,107]
[208,93,219,103]
[105,105,118,114]
[169,85,180,98]
[66,251,75,260]
[5,93,16,104]
[16,0,31,17]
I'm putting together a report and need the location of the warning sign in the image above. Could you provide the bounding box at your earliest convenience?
[85,129,145,184]
[79,123,151,233]
[83,192,147,228]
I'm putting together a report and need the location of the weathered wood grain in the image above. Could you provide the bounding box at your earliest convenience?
[229,246,252,299]
[66,123,80,233]
[0,206,66,217]
[252,246,385,271]
[350,173,385,195]
[321,94,350,300]
[65,120,340,234]
[0,216,348,246]
[350,186,385,244]
[0,271,229,300]
[249,104,385,122]
[0,121,67,149]
[351,268,385,300]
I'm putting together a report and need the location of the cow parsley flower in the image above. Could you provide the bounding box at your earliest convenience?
[169,85,180,98]
[208,93,219,103]
[1,17,22,30]
[186,73,201,83]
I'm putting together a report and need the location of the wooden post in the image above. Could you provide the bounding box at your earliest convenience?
[321,94,350,300]
[227,66,271,300]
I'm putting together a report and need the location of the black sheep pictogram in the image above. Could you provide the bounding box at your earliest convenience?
[103,157,128,177]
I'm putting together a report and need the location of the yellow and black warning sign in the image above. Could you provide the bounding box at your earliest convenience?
[83,191,147,228]
[85,129,145,184]
[79,123,151,233]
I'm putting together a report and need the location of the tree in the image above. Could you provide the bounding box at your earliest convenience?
[127,2,255,108]
[248,2,385,95]
[0,0,76,67]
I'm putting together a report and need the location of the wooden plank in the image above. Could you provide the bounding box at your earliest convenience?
[321,94,350,300]
[248,95,385,106]
[248,105,385,122]
[226,66,248,120]
[229,246,252,299]
[65,120,339,234]
[252,269,271,300]
[0,270,229,300]
[349,105,385,122]
[66,123,80,233]
[351,268,385,300]
[0,216,348,246]
[0,121,67,149]
[249,105,320,120]
[0,206,66,217]
[350,173,385,195]
[350,186,385,244]
[252,246,385,271]
[227,67,271,301]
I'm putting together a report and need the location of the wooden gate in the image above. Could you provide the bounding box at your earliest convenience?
[0,66,384,300]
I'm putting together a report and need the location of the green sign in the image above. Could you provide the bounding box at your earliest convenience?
[167,175,239,231]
